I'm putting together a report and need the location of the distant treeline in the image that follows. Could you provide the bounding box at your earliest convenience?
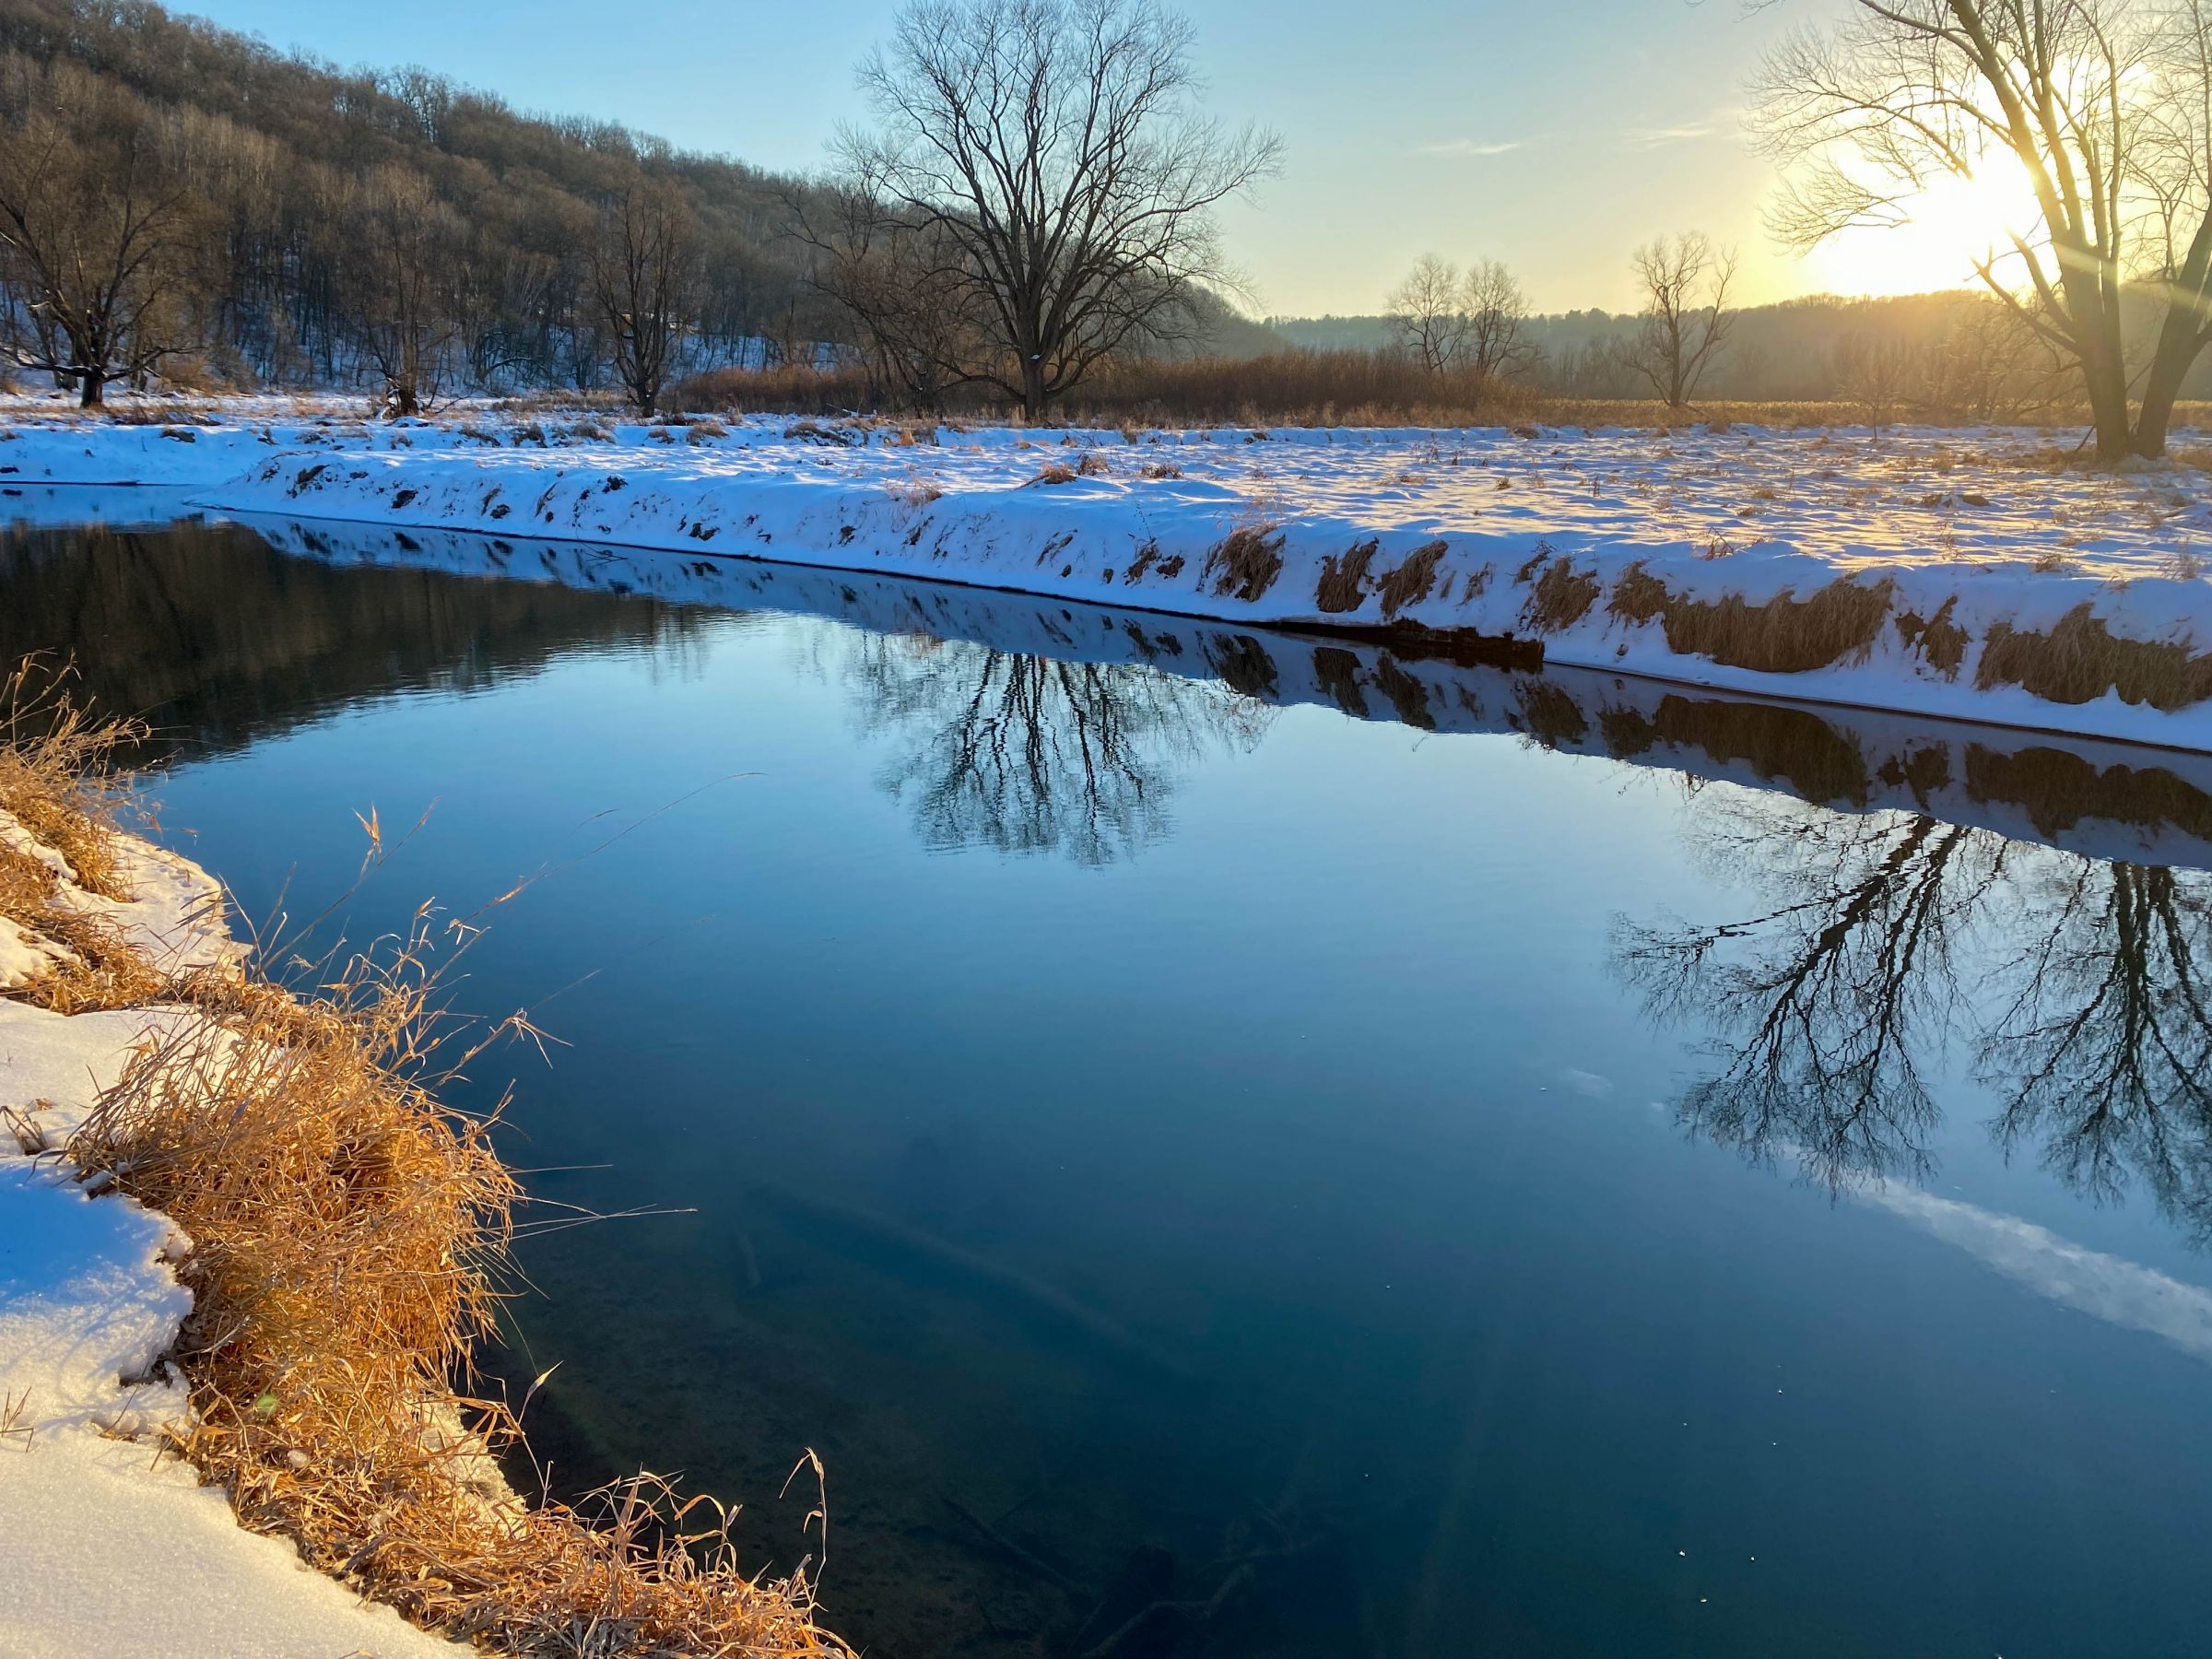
[1267,290,2212,406]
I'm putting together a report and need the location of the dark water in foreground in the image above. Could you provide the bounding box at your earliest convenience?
[7,499,2212,1658]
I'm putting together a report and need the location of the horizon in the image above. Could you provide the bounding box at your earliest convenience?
[170,0,1991,317]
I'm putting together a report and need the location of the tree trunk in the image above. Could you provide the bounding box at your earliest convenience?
[1021,354,1045,421]
[2081,348,2132,464]
[78,371,103,408]
[2133,316,2208,462]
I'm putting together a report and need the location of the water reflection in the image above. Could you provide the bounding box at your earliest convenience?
[1617,793,2212,1241]
[14,500,2212,873]
[843,634,1271,862]
[0,511,712,760]
[1982,859,2212,1238]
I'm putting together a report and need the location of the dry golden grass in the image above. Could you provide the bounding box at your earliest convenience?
[1977,603,2212,712]
[1895,597,1971,678]
[667,354,2212,434]
[1376,541,1448,619]
[0,842,170,1014]
[0,657,140,900]
[1518,556,1603,632]
[1314,539,1380,614]
[1203,524,1287,603]
[5,662,849,1659]
[0,659,175,1014]
[1606,564,1896,674]
[65,938,845,1657]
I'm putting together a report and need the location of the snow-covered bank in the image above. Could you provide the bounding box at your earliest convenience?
[0,813,465,1657]
[9,408,2212,745]
[236,514,2212,872]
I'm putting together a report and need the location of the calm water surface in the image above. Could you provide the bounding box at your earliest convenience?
[6,497,2211,1658]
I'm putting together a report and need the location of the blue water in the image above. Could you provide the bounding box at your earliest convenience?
[6,506,2210,1657]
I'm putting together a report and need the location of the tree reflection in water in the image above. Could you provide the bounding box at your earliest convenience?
[1617,792,2212,1242]
[1982,860,2212,1239]
[843,631,1275,864]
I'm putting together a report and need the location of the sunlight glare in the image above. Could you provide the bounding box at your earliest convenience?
[1803,151,2046,299]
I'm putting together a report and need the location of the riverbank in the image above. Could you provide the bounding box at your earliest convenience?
[200,510,2212,870]
[0,680,845,1658]
[6,405,2212,747]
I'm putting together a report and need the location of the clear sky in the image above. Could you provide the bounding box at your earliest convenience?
[171,0,1958,315]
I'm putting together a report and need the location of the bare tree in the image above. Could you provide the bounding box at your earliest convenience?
[1914,297,2063,421]
[1615,807,1988,1190]
[1462,257,1536,382]
[1384,253,1470,373]
[1615,781,2212,1239]
[587,177,699,417]
[1627,231,1736,408]
[0,61,202,406]
[794,177,986,409]
[346,165,459,416]
[1747,0,2212,460]
[1829,331,1914,428]
[832,0,1279,418]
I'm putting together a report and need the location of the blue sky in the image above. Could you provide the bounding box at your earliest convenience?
[177,1,1900,314]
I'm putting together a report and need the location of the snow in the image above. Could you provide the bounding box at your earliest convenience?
[0,810,465,1658]
[6,406,2212,745]
[0,815,238,994]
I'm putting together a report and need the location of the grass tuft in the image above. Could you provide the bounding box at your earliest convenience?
[1314,540,1378,613]
[0,656,141,900]
[1203,524,1287,603]
[1894,596,1971,678]
[1376,541,1449,619]
[1606,563,1895,674]
[1976,605,2212,711]
[1519,557,1603,632]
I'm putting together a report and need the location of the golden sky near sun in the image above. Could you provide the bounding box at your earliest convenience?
[1800,154,2050,300]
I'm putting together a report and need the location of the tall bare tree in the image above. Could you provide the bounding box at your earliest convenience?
[0,60,203,406]
[1628,231,1737,408]
[1747,0,2212,460]
[586,177,699,417]
[1463,257,1535,381]
[1385,253,1471,373]
[832,0,1279,418]
[1616,782,2212,1239]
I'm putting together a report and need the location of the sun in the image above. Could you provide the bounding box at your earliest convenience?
[1801,151,2047,298]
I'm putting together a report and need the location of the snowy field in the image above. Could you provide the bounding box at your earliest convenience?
[7,403,2212,747]
[0,813,467,1657]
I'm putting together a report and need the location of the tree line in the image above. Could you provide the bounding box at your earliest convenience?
[1366,241,2071,423]
[0,0,834,408]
